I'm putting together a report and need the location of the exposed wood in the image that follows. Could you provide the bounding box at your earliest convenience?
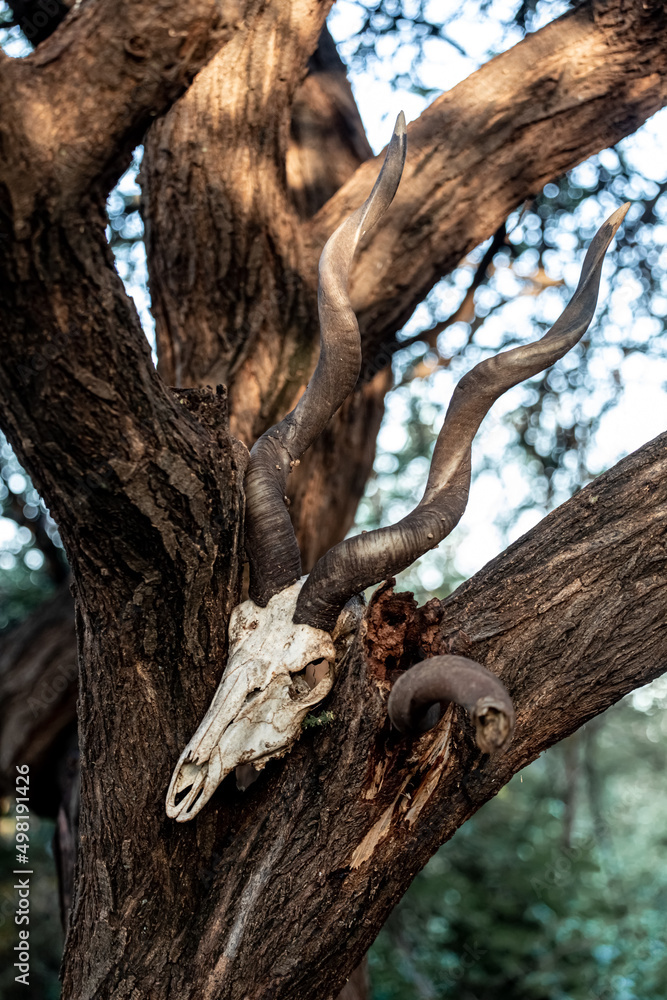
[0,2,665,998]
[54,429,666,1000]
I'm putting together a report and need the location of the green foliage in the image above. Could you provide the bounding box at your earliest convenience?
[303,710,336,729]
[369,685,667,1000]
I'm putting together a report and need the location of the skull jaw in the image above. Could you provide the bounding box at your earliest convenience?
[166,580,337,822]
[166,749,223,823]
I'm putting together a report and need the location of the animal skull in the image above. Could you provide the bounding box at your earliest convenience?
[166,579,336,822]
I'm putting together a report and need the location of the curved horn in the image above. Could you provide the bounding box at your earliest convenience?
[244,112,407,606]
[387,655,515,754]
[295,203,630,631]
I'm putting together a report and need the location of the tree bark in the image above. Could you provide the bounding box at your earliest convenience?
[0,0,263,212]
[0,2,666,999]
[143,0,667,562]
[141,16,381,567]
[57,429,667,1000]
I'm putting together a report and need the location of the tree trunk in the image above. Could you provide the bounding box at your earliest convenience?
[57,429,667,1000]
[0,2,666,999]
[0,583,76,814]
[141,16,383,567]
[142,0,667,560]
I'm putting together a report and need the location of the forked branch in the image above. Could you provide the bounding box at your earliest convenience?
[167,118,628,821]
[0,0,248,212]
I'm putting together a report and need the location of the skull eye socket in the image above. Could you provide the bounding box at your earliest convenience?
[305,658,330,690]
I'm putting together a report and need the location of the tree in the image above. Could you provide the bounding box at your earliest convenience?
[0,1,666,998]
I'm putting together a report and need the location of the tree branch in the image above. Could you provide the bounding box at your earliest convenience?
[142,15,374,568]
[143,0,667,571]
[62,430,667,999]
[0,2,270,583]
[312,0,667,358]
[398,221,507,355]
[142,4,336,405]
[287,24,373,221]
[0,0,265,212]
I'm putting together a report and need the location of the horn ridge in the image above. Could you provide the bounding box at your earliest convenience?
[245,114,407,605]
[295,203,630,629]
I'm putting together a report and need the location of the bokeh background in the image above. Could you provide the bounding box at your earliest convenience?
[1,1,666,997]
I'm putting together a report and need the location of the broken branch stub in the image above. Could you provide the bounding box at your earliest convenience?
[387,656,515,753]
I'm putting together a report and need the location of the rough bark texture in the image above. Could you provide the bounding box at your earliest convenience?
[142,0,667,564]
[0,1,666,999]
[0,0,263,214]
[0,18,374,799]
[141,17,379,568]
[57,431,666,1000]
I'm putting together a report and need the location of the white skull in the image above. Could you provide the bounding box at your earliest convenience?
[166,578,336,822]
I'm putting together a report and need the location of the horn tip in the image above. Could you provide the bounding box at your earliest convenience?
[395,110,406,135]
[607,201,631,232]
